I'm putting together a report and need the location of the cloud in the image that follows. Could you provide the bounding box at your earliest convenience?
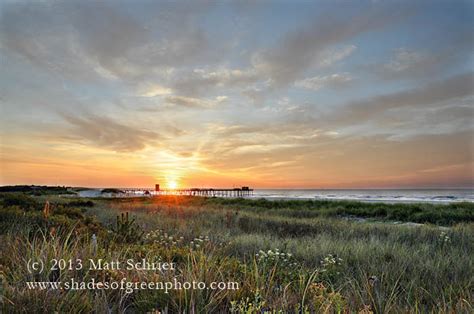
[60,113,161,152]
[251,6,408,88]
[242,87,266,105]
[295,73,353,91]
[367,33,473,81]
[0,1,220,82]
[324,72,474,127]
[0,2,146,81]
[204,121,332,154]
[172,68,259,96]
[0,1,411,104]
[200,126,474,187]
[385,48,428,72]
[137,83,173,97]
[319,45,357,67]
[164,95,227,108]
[366,91,474,137]
[372,48,445,80]
[171,45,356,97]
[155,4,407,102]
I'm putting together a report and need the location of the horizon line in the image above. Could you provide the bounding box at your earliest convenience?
[1,184,473,190]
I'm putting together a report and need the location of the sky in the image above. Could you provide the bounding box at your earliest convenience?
[0,0,473,189]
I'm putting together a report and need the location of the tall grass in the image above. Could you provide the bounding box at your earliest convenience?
[1,194,473,312]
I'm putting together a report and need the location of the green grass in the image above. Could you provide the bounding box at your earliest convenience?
[208,197,474,225]
[1,194,473,313]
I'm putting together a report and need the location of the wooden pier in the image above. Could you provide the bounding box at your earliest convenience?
[123,185,253,198]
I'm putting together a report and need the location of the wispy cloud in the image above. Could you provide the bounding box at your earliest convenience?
[295,73,353,91]
[137,83,173,97]
[319,45,357,67]
[60,113,162,152]
[172,68,259,96]
[165,95,227,108]
[323,72,474,128]
[0,1,221,82]
[251,6,408,88]
[365,32,473,81]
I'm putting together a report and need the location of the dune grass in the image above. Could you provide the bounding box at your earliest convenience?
[0,193,473,313]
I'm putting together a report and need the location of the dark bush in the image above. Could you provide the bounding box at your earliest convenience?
[65,200,94,207]
[0,193,39,211]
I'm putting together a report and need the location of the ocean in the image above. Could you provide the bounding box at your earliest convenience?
[251,189,474,203]
[78,188,474,203]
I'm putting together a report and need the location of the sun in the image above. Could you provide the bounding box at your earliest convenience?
[167,180,179,190]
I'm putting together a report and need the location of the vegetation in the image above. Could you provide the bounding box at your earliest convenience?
[64,200,95,208]
[208,197,474,225]
[114,212,144,243]
[0,185,75,195]
[101,188,125,194]
[0,193,473,313]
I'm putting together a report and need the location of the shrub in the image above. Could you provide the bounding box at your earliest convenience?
[65,200,95,207]
[0,193,39,211]
[113,212,144,243]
